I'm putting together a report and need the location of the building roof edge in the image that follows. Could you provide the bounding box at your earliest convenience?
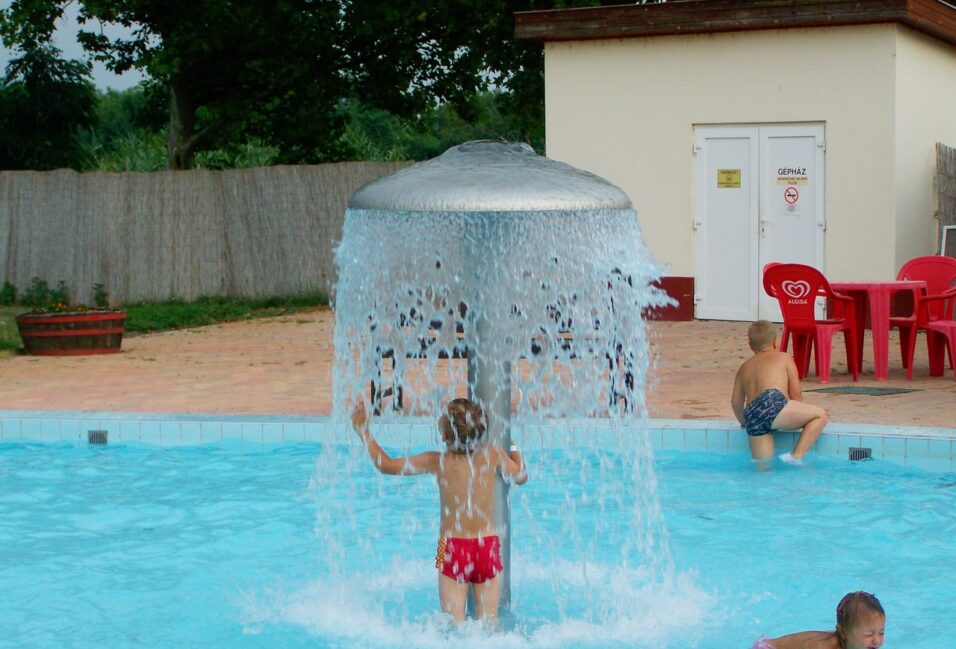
[514,0,956,47]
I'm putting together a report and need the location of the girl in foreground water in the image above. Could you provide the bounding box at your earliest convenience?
[753,591,885,649]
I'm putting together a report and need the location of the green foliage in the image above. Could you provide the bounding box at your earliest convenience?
[21,277,54,308]
[88,87,157,147]
[338,102,416,161]
[0,44,97,169]
[81,128,167,172]
[0,293,328,355]
[0,306,20,352]
[72,86,280,171]
[92,283,109,308]
[194,139,279,170]
[123,293,328,334]
[0,281,16,306]
[20,277,72,310]
[2,0,348,168]
[77,88,543,169]
[338,92,545,161]
[2,0,610,170]
[79,0,347,168]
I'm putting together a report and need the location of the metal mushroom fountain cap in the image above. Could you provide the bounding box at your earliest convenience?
[348,140,631,212]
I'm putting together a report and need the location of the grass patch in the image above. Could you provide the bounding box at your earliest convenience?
[0,292,329,354]
[0,305,22,354]
[123,293,329,334]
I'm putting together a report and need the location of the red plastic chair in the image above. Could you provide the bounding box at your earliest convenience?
[763,263,859,383]
[761,262,790,353]
[926,318,956,380]
[889,255,956,379]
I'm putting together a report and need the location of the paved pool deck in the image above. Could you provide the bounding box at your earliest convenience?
[1,308,954,430]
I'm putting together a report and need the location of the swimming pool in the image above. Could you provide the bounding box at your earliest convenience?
[1,432,953,648]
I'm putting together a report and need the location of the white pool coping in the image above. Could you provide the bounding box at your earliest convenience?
[2,410,954,472]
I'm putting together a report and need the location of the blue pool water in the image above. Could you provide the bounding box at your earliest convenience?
[1,439,953,648]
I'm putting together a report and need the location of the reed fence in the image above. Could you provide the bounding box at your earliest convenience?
[0,162,410,304]
[938,143,956,257]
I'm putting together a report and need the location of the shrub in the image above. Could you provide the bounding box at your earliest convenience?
[0,282,16,306]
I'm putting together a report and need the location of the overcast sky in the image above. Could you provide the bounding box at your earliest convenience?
[0,1,145,90]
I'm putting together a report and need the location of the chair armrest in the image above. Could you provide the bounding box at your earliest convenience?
[920,287,956,305]
[828,292,855,321]
[916,287,956,322]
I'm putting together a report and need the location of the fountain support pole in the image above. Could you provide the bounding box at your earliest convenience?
[345,140,641,617]
[467,314,513,609]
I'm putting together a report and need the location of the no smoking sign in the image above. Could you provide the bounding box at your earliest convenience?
[784,187,799,205]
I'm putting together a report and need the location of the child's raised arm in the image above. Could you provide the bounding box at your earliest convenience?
[496,443,529,485]
[352,400,438,476]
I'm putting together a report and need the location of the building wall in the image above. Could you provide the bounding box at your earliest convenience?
[894,26,956,268]
[544,24,899,282]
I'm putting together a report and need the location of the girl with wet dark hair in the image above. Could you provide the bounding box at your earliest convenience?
[752,591,885,649]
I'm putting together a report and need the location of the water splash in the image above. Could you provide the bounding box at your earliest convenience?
[332,208,668,421]
[239,560,713,648]
[318,142,682,642]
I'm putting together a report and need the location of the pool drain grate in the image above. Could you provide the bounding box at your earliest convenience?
[848,447,872,461]
[88,430,108,445]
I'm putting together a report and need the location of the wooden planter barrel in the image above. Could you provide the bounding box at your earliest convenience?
[15,310,127,356]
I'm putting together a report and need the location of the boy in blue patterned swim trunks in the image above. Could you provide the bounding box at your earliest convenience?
[731,321,828,464]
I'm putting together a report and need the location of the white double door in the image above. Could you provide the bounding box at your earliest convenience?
[694,124,825,321]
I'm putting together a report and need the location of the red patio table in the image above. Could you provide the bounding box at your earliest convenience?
[830,280,926,381]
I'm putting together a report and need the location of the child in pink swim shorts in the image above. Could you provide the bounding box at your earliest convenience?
[353,397,528,624]
[753,591,885,649]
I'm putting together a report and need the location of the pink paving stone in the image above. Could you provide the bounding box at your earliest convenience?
[0,308,953,428]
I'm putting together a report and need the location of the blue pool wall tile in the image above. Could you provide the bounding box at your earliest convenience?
[201,422,222,443]
[684,428,707,452]
[283,423,305,442]
[221,422,243,440]
[140,421,162,442]
[261,423,283,443]
[705,429,728,454]
[773,432,796,454]
[836,433,861,456]
[62,419,81,441]
[160,421,181,446]
[36,419,57,442]
[0,418,18,440]
[21,419,40,439]
[881,436,907,463]
[905,438,930,470]
[303,423,324,442]
[120,420,141,442]
[858,435,885,459]
[728,430,749,453]
[927,439,952,472]
[180,422,202,445]
[241,423,263,444]
[1,412,955,473]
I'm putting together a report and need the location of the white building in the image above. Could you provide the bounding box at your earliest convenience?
[516,0,956,320]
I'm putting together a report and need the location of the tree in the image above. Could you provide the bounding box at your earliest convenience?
[0,44,97,170]
[2,0,347,169]
[1,0,610,169]
[339,0,604,149]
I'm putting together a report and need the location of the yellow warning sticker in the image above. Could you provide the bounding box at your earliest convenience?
[717,169,741,188]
